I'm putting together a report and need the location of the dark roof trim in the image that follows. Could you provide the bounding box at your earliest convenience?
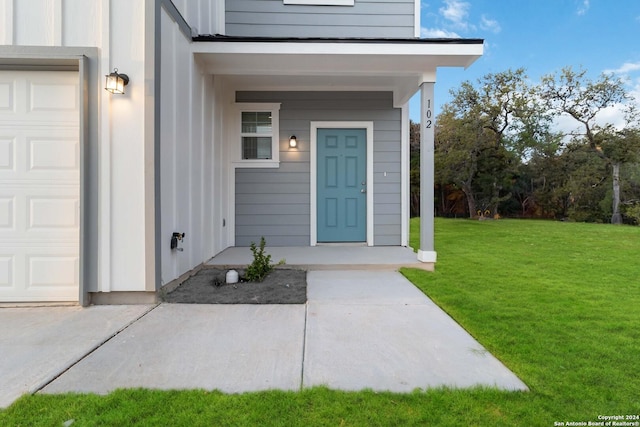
[193,34,484,45]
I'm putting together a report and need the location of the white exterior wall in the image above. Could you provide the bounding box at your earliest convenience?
[0,0,156,294]
[171,0,224,35]
[159,5,222,286]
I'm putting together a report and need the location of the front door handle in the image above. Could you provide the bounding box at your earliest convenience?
[360,188,366,193]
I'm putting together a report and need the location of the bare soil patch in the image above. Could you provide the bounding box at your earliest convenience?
[161,268,307,304]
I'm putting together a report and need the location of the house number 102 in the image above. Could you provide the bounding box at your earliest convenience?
[425,99,432,129]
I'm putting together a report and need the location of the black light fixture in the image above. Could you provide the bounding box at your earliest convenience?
[105,68,129,94]
[289,135,298,148]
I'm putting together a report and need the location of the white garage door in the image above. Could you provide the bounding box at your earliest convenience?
[0,70,80,302]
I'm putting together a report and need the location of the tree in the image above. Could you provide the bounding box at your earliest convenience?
[539,66,638,224]
[597,127,640,223]
[409,120,420,217]
[435,68,549,217]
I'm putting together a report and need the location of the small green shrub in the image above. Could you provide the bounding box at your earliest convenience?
[245,237,281,282]
[624,203,640,225]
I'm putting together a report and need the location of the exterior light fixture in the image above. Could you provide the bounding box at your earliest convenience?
[289,135,298,148]
[105,68,129,94]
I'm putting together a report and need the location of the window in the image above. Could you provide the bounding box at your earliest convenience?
[284,0,354,5]
[234,103,281,168]
[241,112,273,159]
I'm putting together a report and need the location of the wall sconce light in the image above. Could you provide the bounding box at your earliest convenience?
[289,135,298,148]
[105,68,129,94]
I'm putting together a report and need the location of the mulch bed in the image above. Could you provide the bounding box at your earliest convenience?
[161,268,307,304]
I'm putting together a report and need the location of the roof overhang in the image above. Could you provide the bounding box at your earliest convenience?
[192,36,483,106]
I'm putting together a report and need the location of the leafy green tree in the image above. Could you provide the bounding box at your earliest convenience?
[561,141,610,222]
[435,68,549,217]
[409,120,420,217]
[539,67,638,224]
[596,128,640,222]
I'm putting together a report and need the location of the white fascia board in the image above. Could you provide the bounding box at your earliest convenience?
[193,42,482,81]
[193,41,483,58]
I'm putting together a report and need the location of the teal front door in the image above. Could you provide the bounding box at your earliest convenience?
[317,128,367,242]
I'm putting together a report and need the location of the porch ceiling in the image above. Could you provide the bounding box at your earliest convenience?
[192,38,483,106]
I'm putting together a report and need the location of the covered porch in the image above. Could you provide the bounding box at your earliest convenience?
[206,245,431,271]
[190,36,483,271]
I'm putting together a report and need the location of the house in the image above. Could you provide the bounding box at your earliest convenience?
[0,0,482,305]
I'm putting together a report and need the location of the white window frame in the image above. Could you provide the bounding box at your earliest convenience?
[284,0,354,5]
[232,103,281,168]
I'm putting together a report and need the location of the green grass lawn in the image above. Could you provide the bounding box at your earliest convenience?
[2,219,639,426]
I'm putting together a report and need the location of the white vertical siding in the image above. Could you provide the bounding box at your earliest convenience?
[62,0,102,47]
[105,0,152,292]
[171,0,223,35]
[13,0,57,45]
[2,0,103,47]
[160,5,220,286]
[0,0,13,45]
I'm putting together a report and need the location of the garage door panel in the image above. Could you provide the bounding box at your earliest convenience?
[28,79,78,111]
[0,247,78,302]
[0,80,15,111]
[0,190,78,235]
[0,72,78,123]
[0,129,78,179]
[0,70,79,302]
[28,136,79,172]
[0,255,13,288]
[28,255,79,287]
[28,197,79,230]
[0,197,14,229]
[0,137,15,170]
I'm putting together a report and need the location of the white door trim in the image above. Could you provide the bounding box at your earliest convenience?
[310,121,374,246]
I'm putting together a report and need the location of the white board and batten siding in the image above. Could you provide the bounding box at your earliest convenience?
[226,0,416,38]
[0,70,80,302]
[235,91,402,247]
[159,5,223,287]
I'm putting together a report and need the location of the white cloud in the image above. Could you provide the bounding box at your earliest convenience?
[603,62,640,75]
[439,0,470,28]
[553,105,627,137]
[479,14,501,33]
[577,0,590,15]
[421,27,462,38]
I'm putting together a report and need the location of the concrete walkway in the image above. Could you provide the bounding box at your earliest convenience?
[1,270,527,408]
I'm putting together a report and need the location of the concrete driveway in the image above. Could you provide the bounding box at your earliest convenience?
[0,305,153,408]
[1,270,527,408]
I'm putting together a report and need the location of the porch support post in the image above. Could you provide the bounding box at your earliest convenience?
[418,82,437,264]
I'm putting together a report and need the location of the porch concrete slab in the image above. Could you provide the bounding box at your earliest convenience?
[42,304,306,395]
[306,270,430,305]
[0,305,153,408]
[303,271,528,392]
[207,246,424,270]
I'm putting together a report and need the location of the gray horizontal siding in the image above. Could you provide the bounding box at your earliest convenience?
[225,0,415,38]
[235,91,402,247]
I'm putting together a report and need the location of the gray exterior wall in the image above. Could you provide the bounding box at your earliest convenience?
[226,0,415,38]
[235,91,402,246]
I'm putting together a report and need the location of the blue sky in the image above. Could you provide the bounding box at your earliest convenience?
[409,0,640,128]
